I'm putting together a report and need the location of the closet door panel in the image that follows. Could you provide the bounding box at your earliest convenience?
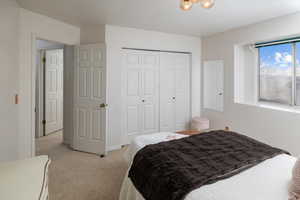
[143,104,156,131]
[160,53,176,131]
[174,54,190,131]
[127,105,140,135]
[144,69,155,95]
[160,100,175,131]
[141,54,159,134]
[127,69,140,96]
[174,94,188,130]
[124,53,142,137]
[160,52,190,132]
[123,50,159,143]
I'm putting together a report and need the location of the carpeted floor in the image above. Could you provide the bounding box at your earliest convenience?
[36,131,128,200]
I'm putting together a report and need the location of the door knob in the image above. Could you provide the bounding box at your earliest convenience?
[142,100,145,102]
[218,93,223,96]
[100,103,108,108]
[172,97,176,100]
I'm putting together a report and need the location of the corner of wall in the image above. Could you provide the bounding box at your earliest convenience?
[18,8,80,160]
[80,24,106,45]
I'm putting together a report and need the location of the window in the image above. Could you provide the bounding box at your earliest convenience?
[257,39,300,106]
[296,43,300,105]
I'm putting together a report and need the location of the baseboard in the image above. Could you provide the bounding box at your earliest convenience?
[63,139,70,145]
[107,145,122,152]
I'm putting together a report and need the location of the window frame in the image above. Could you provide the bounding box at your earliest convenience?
[257,41,298,106]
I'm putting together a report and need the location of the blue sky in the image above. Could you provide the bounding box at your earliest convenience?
[260,43,293,69]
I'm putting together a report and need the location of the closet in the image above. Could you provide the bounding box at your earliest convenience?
[122,49,190,143]
[159,52,190,132]
[203,60,224,112]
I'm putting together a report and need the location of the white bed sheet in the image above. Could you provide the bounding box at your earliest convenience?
[0,156,50,200]
[120,132,296,200]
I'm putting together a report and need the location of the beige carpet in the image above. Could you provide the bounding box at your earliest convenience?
[36,131,128,200]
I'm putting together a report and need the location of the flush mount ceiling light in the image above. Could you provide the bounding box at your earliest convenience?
[180,0,215,11]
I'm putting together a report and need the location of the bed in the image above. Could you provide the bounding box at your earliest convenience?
[0,156,51,200]
[120,132,296,200]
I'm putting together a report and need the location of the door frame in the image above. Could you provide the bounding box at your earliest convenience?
[30,34,69,157]
[35,49,45,138]
[121,48,193,145]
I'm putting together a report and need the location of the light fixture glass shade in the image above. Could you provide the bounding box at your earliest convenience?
[180,0,193,11]
[201,0,215,9]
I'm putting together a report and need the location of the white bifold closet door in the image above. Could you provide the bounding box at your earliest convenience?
[123,50,159,144]
[123,50,190,143]
[159,52,190,132]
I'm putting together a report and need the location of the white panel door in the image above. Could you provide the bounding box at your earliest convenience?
[124,52,142,138]
[159,53,176,132]
[123,50,159,144]
[45,49,63,134]
[203,60,224,112]
[160,52,190,132]
[174,53,190,130]
[141,53,159,134]
[74,44,107,156]
[216,61,224,112]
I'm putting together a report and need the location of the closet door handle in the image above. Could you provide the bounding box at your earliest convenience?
[142,100,145,102]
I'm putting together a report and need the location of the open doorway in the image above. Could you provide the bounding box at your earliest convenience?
[35,39,65,155]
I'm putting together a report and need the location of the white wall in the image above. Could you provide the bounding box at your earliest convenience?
[0,0,20,161]
[80,25,105,44]
[63,45,75,146]
[234,45,257,104]
[202,12,300,156]
[36,39,65,50]
[105,25,201,150]
[18,8,80,159]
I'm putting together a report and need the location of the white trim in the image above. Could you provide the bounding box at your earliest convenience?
[31,33,38,157]
[18,9,80,159]
[31,34,65,156]
[104,44,109,155]
[36,49,45,138]
[72,47,78,150]
[121,48,127,146]
[121,49,192,145]
[292,42,297,106]
[255,37,300,48]
[235,101,300,114]
[107,145,122,152]
[105,25,201,150]
[21,33,79,159]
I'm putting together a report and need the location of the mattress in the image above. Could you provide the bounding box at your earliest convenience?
[0,156,51,200]
[120,132,296,200]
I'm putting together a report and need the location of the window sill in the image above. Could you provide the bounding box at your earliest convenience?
[235,101,300,114]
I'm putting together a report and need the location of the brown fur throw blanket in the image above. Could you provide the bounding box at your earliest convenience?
[129,130,289,200]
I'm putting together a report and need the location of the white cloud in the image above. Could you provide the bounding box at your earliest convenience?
[275,52,282,63]
[274,52,292,66]
[285,54,292,63]
[260,62,269,68]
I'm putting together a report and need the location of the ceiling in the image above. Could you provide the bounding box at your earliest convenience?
[17,0,300,36]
